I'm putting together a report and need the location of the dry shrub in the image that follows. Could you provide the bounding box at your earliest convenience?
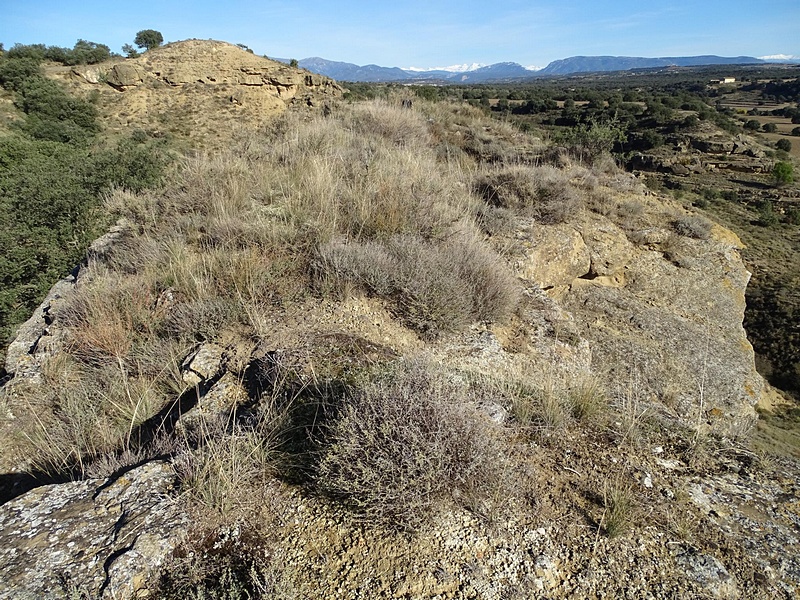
[585,189,617,216]
[476,203,517,236]
[475,165,581,224]
[672,215,712,240]
[315,228,519,336]
[154,518,299,600]
[315,360,510,529]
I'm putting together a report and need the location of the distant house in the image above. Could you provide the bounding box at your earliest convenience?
[711,77,736,84]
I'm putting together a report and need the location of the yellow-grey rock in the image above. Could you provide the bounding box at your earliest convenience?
[0,461,187,599]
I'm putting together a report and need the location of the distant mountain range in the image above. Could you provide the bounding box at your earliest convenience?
[295,58,538,83]
[281,54,785,83]
[538,55,766,75]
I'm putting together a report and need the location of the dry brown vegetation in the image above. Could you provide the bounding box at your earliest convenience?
[3,96,785,599]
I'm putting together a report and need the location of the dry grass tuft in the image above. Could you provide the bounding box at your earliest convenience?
[567,376,607,422]
[602,475,635,538]
[475,165,581,224]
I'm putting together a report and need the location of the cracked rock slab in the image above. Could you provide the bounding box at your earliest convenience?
[0,461,188,599]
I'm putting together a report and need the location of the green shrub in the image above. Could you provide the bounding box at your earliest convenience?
[773,161,794,186]
[757,200,780,227]
[0,57,42,91]
[776,138,792,152]
[557,119,627,163]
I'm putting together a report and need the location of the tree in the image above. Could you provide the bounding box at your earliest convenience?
[134,29,163,51]
[792,127,800,137]
[122,44,139,58]
[744,119,761,131]
[289,58,299,68]
[773,161,794,186]
[776,138,792,152]
[69,39,111,65]
[762,122,777,133]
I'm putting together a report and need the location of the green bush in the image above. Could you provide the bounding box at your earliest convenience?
[4,40,111,66]
[776,138,792,152]
[773,161,794,186]
[558,119,627,162]
[0,57,42,91]
[0,130,169,359]
[757,200,780,226]
[14,75,100,144]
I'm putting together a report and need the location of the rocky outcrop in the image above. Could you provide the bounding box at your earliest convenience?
[135,40,342,100]
[515,224,590,292]
[58,40,343,149]
[630,131,773,176]
[505,205,765,428]
[568,212,764,426]
[0,461,187,599]
[105,63,147,89]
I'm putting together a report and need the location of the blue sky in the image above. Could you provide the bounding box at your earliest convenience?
[1,0,798,69]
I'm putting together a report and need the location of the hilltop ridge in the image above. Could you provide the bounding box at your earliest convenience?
[59,39,342,148]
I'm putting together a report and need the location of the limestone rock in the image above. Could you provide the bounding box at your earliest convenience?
[70,65,105,84]
[516,225,590,292]
[3,276,74,381]
[577,216,635,281]
[106,63,146,88]
[176,372,249,437]
[563,214,765,425]
[0,461,188,599]
[690,137,735,154]
[181,343,225,386]
[675,551,739,599]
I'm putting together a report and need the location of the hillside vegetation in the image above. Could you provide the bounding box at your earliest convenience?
[0,41,798,599]
[0,47,170,367]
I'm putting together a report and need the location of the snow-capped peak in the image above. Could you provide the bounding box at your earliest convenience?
[403,63,486,73]
[758,54,799,61]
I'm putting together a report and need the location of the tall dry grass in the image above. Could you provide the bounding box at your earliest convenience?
[22,99,538,477]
